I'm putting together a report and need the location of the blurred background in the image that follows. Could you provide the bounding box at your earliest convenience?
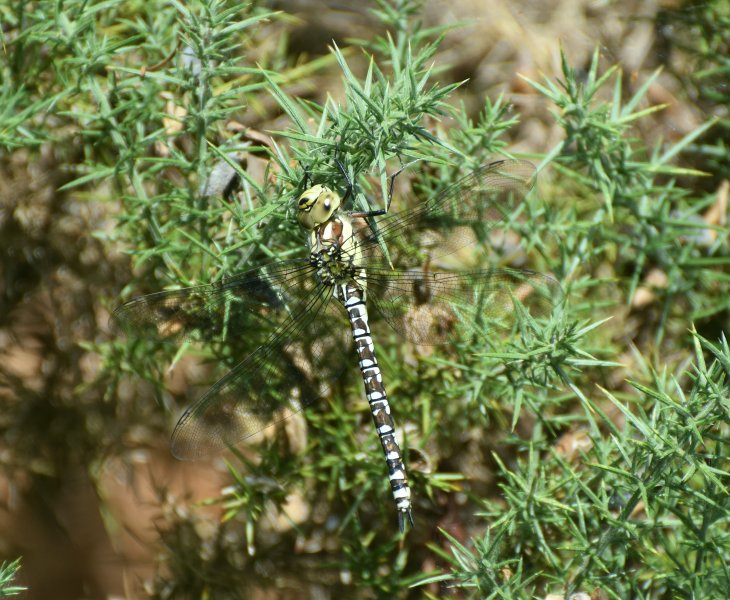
[1,0,728,598]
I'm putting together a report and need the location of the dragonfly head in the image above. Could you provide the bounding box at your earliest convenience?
[297,185,342,230]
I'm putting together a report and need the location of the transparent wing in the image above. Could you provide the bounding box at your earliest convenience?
[353,160,560,343]
[364,267,560,345]
[170,286,351,459]
[112,259,352,459]
[111,258,317,345]
[362,159,536,269]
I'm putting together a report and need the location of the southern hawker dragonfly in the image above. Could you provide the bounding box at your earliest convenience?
[112,159,559,532]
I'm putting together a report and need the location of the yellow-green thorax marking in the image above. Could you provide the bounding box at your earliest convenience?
[297,185,364,288]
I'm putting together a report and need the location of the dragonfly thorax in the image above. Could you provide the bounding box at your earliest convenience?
[309,215,363,287]
[298,184,363,287]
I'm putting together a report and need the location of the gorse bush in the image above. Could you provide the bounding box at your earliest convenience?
[1,0,728,598]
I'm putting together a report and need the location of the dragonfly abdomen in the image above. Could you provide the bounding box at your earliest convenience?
[338,282,414,532]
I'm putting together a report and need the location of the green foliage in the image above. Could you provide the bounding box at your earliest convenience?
[419,330,730,599]
[264,2,464,212]
[656,0,730,178]
[3,0,729,598]
[525,48,724,342]
[413,43,730,600]
[0,0,292,472]
[0,560,26,597]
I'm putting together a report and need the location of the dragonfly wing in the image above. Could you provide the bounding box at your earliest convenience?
[360,160,536,270]
[112,258,354,459]
[111,258,317,345]
[365,267,560,345]
[170,285,352,459]
[352,160,557,344]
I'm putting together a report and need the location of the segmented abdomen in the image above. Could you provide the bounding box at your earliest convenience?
[339,283,413,532]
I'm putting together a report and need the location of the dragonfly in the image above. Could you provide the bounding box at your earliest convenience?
[112,159,559,532]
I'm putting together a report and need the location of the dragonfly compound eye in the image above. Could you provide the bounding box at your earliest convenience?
[297,185,342,230]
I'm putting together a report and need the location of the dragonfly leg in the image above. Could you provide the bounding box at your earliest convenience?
[350,158,418,219]
[300,161,313,189]
[334,145,354,204]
